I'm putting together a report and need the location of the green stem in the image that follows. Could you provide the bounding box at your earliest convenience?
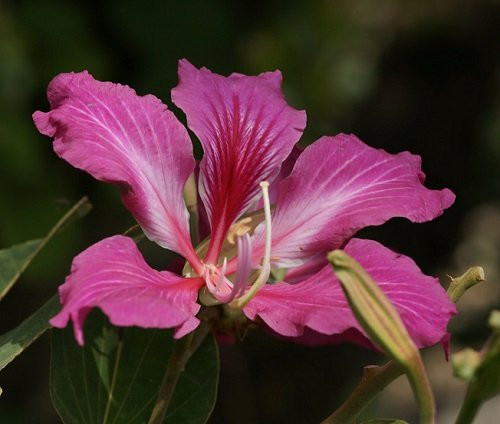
[102,336,124,424]
[447,267,485,303]
[321,360,404,423]
[406,354,435,423]
[455,384,482,424]
[454,325,499,423]
[449,266,487,424]
[148,322,211,424]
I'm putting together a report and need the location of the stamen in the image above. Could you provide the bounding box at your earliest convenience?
[200,261,232,305]
[214,257,228,294]
[211,234,252,304]
[231,181,272,308]
[227,217,252,244]
[233,233,253,298]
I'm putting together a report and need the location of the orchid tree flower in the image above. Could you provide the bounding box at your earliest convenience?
[33,59,456,348]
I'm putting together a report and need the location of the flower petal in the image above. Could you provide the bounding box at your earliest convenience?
[243,238,456,349]
[50,235,204,345]
[251,144,303,211]
[33,72,198,265]
[257,134,455,267]
[172,60,306,261]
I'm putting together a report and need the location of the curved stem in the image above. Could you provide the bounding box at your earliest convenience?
[455,386,482,424]
[406,354,435,423]
[321,360,404,424]
[447,267,485,303]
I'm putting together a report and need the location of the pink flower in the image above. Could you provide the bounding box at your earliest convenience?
[33,60,456,347]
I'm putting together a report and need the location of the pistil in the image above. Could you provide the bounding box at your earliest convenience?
[233,233,252,298]
[214,257,228,295]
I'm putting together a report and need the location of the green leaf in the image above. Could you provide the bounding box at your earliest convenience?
[359,420,409,424]
[0,295,60,371]
[0,239,42,299]
[51,310,219,424]
[0,197,91,300]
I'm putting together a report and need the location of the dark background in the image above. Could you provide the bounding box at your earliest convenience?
[0,0,499,422]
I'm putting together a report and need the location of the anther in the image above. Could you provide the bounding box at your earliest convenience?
[227,217,253,245]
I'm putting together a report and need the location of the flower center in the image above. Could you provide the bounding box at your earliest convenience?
[199,181,272,307]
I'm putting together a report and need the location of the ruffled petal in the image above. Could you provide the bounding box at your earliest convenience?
[33,72,198,265]
[243,238,456,349]
[172,59,306,261]
[255,134,455,267]
[50,235,204,345]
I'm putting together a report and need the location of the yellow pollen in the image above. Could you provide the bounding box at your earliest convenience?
[227,217,253,245]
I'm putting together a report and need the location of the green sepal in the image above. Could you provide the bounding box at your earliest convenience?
[327,249,435,423]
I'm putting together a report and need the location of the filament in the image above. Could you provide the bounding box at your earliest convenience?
[231,181,272,308]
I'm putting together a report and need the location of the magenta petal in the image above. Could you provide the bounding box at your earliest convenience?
[259,134,455,267]
[252,144,303,211]
[172,60,306,260]
[243,238,456,349]
[33,72,197,263]
[49,235,203,345]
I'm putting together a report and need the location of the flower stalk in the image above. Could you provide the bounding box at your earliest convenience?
[454,309,499,424]
[446,266,485,303]
[321,361,404,424]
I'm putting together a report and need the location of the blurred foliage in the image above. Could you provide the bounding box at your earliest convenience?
[0,0,498,422]
[452,310,500,422]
